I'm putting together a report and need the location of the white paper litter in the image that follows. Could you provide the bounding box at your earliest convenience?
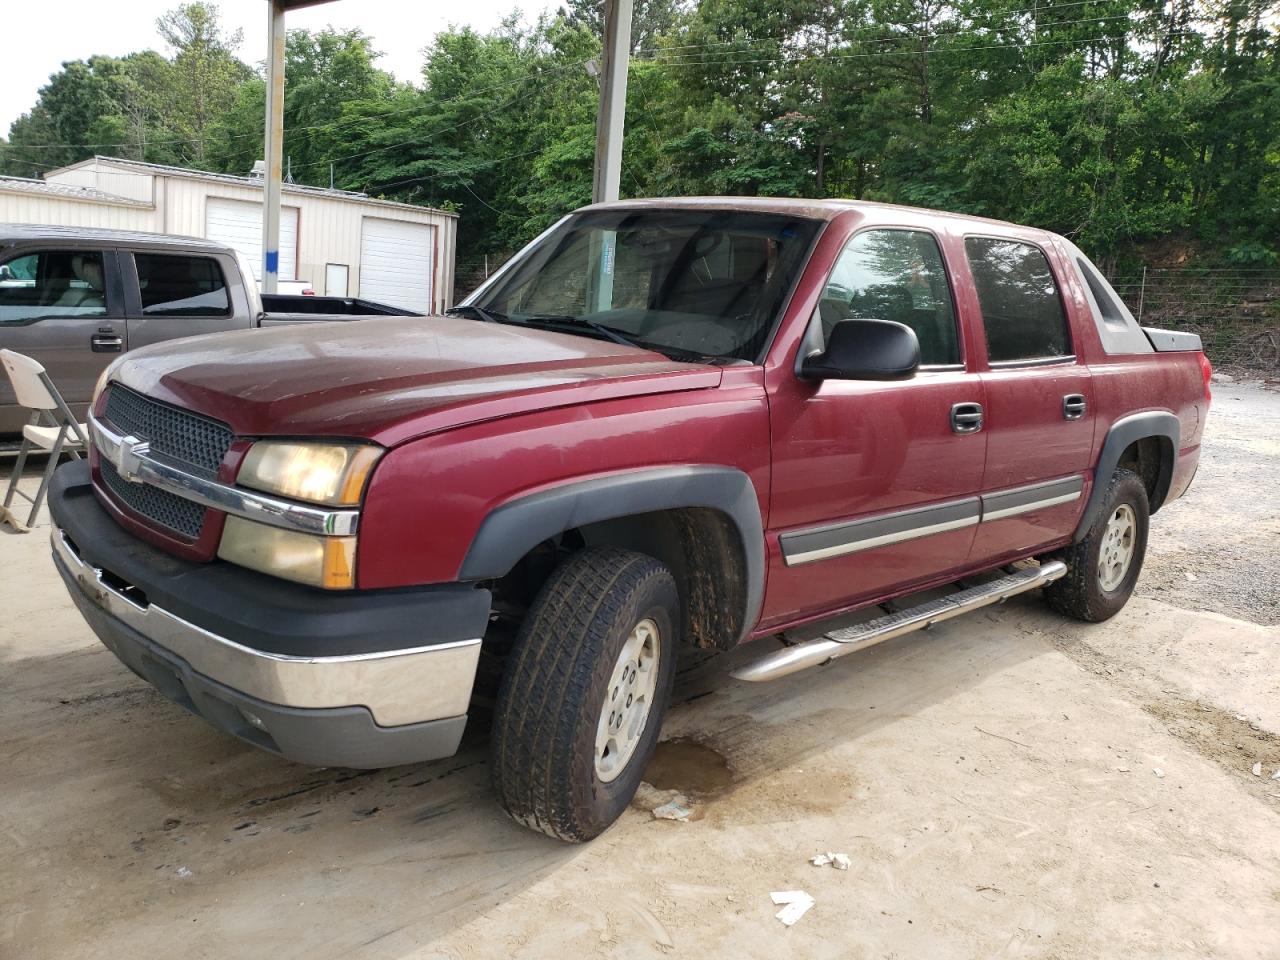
[1153,768,1165,779]
[652,798,694,822]
[1252,762,1263,777]
[771,890,815,926]
[810,851,851,870]
[175,866,192,879]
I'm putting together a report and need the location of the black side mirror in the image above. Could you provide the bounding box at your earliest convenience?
[800,318,920,381]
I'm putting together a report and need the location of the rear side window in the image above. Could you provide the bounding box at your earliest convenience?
[0,250,109,324]
[964,238,1071,362]
[821,229,960,365]
[134,254,230,317]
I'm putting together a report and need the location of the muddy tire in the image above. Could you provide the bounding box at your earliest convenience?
[490,546,679,842]
[1044,468,1150,623]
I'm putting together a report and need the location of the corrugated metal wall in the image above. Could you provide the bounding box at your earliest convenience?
[48,166,154,202]
[0,193,154,231]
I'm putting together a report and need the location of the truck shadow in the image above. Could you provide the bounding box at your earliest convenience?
[0,593,1062,958]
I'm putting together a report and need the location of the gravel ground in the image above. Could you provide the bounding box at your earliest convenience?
[1139,377,1280,623]
[1,381,1277,960]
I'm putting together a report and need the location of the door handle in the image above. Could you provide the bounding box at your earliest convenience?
[1062,394,1087,420]
[91,334,123,353]
[951,401,984,434]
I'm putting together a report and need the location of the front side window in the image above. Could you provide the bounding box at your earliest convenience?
[820,229,960,365]
[469,209,822,363]
[134,253,230,317]
[964,237,1071,362]
[0,250,109,325]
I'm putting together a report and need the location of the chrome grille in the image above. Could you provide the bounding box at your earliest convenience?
[104,385,233,476]
[99,458,206,539]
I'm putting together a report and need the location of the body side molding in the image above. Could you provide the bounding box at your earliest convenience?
[459,465,766,642]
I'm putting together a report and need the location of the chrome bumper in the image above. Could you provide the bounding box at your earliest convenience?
[52,526,481,727]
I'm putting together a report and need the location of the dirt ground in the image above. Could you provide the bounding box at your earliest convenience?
[1,381,1278,960]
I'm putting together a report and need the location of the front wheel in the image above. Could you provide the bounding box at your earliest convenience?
[490,546,679,842]
[1044,467,1150,622]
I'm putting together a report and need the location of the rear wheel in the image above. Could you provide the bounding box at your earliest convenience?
[1044,468,1149,622]
[490,546,679,842]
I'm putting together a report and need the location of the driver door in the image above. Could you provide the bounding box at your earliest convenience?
[0,247,124,435]
[760,227,988,628]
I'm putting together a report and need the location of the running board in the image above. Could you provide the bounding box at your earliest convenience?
[730,560,1067,683]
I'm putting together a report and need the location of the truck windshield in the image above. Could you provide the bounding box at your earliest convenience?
[465,209,822,363]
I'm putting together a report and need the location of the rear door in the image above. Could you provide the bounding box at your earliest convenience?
[761,226,988,628]
[0,246,125,434]
[123,250,245,351]
[960,236,1095,563]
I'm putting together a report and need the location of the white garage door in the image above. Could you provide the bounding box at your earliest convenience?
[205,197,298,282]
[359,218,434,313]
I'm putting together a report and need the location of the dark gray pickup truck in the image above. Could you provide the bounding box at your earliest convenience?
[0,224,414,437]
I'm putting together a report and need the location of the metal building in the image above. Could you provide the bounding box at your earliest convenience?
[0,156,457,313]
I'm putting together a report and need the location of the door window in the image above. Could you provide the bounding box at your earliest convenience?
[134,254,231,317]
[820,229,960,365]
[964,238,1071,362]
[0,250,109,325]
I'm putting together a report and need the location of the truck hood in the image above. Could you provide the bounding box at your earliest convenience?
[109,315,722,446]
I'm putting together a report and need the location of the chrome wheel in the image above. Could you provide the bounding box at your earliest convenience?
[1098,503,1137,592]
[594,618,661,783]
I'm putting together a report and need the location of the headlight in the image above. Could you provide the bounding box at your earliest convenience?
[217,516,356,589]
[237,441,381,506]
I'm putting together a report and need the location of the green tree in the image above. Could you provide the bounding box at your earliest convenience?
[156,1,253,164]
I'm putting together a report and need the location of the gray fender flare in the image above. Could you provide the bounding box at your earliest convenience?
[1074,411,1179,542]
[459,465,766,641]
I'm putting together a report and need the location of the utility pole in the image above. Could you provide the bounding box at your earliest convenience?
[262,1,286,293]
[592,0,633,204]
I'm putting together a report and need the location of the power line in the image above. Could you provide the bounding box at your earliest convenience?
[646,31,1195,68]
[635,9,1165,60]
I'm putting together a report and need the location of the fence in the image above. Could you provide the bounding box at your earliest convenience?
[1111,268,1280,374]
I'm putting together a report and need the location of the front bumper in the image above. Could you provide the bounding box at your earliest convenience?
[48,461,493,768]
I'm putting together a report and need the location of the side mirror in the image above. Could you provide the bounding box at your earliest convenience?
[801,318,920,381]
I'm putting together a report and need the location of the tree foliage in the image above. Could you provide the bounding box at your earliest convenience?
[4,0,1280,270]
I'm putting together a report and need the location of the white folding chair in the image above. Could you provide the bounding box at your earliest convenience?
[1,349,89,531]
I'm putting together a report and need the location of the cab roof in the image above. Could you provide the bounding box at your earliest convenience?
[579,196,1060,243]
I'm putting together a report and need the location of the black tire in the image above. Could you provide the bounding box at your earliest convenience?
[1044,468,1150,623]
[490,546,679,842]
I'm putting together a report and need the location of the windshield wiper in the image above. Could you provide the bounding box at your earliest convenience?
[520,314,642,349]
[445,303,507,324]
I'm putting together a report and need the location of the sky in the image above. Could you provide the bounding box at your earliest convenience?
[1,0,555,135]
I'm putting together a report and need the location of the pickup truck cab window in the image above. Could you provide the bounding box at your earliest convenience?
[819,228,960,366]
[468,209,821,363]
[134,253,231,318]
[964,237,1071,363]
[0,250,110,324]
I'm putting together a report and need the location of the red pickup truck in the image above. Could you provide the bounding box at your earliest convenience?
[48,198,1210,841]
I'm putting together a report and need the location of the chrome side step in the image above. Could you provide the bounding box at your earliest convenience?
[730,560,1067,683]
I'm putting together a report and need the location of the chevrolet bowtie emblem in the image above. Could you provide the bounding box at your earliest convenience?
[115,436,151,484]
